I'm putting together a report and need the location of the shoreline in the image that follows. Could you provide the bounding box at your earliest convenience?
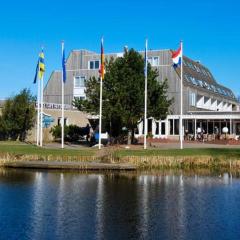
[0,160,136,171]
[0,142,240,170]
[0,153,239,171]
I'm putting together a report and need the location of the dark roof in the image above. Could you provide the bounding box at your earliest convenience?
[175,55,236,101]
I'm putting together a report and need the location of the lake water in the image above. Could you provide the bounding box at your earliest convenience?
[0,169,240,240]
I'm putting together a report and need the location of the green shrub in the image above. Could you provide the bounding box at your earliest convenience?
[50,124,90,142]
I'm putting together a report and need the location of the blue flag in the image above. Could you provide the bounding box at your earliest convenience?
[62,43,67,83]
[33,60,39,84]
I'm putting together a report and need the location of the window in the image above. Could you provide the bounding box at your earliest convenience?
[201,68,208,76]
[174,119,179,135]
[74,76,85,88]
[147,56,159,66]
[192,77,199,86]
[58,117,68,126]
[184,74,191,83]
[89,60,100,69]
[152,57,159,66]
[161,122,165,135]
[75,96,86,101]
[188,62,194,69]
[194,65,201,73]
[198,79,204,87]
[211,85,217,93]
[207,71,212,78]
[189,92,196,106]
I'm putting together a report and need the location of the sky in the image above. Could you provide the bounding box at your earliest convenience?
[0,0,240,99]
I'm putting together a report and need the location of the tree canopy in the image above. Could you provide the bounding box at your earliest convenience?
[73,48,172,143]
[0,89,36,141]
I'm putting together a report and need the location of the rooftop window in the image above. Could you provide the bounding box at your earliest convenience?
[88,60,100,70]
[148,56,159,66]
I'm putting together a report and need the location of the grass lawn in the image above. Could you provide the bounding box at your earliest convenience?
[116,148,240,158]
[1,141,240,160]
[0,141,96,156]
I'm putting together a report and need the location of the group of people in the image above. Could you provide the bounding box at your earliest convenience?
[185,126,222,142]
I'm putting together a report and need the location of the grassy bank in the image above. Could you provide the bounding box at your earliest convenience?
[0,141,96,156]
[0,141,97,162]
[114,148,240,169]
[1,141,240,170]
[115,148,240,158]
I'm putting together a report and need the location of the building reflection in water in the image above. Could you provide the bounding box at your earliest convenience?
[56,173,65,238]
[0,169,239,240]
[138,175,149,239]
[32,171,45,239]
[95,174,104,240]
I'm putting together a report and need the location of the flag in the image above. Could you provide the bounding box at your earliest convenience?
[39,50,45,78]
[99,38,105,79]
[172,44,182,68]
[33,60,39,84]
[144,39,148,77]
[62,43,67,83]
[33,50,45,83]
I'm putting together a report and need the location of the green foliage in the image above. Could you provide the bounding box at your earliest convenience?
[50,125,69,140]
[73,49,172,143]
[50,124,90,142]
[0,89,36,141]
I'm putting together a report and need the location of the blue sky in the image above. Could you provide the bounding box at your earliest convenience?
[0,0,239,98]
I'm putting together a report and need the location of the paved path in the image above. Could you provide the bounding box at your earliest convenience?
[38,141,240,150]
[150,142,240,149]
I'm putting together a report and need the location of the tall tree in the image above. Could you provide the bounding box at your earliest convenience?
[73,49,172,143]
[0,89,36,141]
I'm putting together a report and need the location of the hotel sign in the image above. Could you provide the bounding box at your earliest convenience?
[35,102,72,110]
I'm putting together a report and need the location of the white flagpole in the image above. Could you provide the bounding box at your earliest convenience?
[144,39,148,150]
[180,41,183,149]
[99,38,104,150]
[36,72,40,146]
[61,41,65,149]
[40,74,44,147]
[99,75,103,150]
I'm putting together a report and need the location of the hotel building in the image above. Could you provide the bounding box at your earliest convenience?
[43,48,240,139]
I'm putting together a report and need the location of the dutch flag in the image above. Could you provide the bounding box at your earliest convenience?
[172,45,182,68]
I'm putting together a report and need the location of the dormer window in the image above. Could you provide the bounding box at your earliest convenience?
[147,56,159,66]
[88,60,100,70]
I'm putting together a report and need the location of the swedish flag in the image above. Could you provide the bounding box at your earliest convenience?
[39,50,45,78]
[33,50,45,84]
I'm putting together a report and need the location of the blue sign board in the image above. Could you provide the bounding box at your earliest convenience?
[42,114,54,128]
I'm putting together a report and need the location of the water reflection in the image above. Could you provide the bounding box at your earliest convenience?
[95,175,104,240]
[0,169,240,240]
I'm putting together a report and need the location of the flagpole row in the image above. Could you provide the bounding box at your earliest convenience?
[36,76,40,146]
[61,41,65,149]
[99,76,103,150]
[98,37,104,150]
[180,41,183,150]
[144,39,148,150]
[40,75,44,147]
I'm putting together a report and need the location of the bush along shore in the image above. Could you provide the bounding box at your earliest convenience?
[0,143,240,170]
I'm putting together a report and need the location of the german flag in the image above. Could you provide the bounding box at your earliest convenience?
[99,38,105,79]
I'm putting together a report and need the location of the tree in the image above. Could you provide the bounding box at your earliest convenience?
[73,48,172,143]
[0,89,36,141]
